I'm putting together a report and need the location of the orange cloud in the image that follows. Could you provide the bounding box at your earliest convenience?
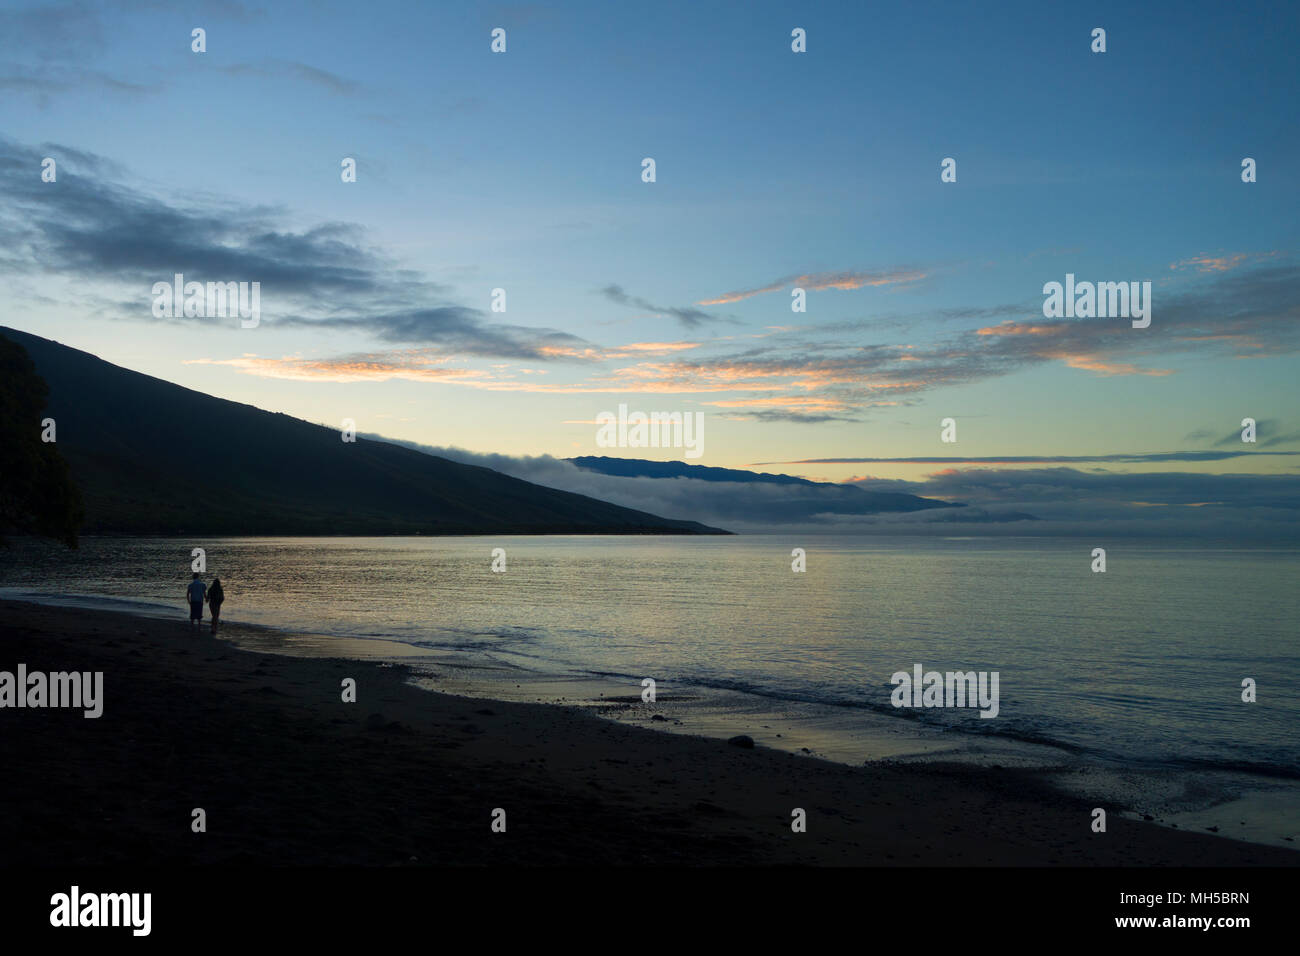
[538,341,702,360]
[1169,251,1279,273]
[976,321,1055,337]
[187,353,486,384]
[703,396,851,412]
[1052,353,1173,376]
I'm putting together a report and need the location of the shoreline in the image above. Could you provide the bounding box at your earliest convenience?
[1,598,1297,865]
[7,586,1299,848]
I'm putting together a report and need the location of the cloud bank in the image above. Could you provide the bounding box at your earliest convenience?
[361,438,1300,540]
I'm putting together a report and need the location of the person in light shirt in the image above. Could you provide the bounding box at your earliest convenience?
[186,573,206,632]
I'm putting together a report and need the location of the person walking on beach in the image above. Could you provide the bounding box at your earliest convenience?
[186,573,206,632]
[207,577,225,635]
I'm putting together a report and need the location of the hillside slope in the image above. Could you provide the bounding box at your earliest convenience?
[0,328,726,535]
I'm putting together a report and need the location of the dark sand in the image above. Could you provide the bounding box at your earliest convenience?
[1,598,1296,866]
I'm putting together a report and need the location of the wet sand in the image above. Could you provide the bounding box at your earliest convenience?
[1,598,1296,866]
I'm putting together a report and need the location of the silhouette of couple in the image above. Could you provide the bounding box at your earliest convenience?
[186,573,225,634]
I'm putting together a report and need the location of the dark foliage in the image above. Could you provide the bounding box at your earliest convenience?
[0,336,85,546]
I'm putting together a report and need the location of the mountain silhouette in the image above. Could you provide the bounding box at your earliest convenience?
[0,328,727,536]
[569,455,963,515]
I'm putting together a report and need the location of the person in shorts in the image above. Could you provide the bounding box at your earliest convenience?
[186,573,206,632]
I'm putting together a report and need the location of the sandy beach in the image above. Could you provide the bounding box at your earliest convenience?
[1,597,1296,867]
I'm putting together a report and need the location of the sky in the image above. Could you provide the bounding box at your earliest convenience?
[2,0,1298,533]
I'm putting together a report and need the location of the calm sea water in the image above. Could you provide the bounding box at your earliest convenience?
[2,535,1297,782]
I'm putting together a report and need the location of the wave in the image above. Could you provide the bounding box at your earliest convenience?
[0,588,180,618]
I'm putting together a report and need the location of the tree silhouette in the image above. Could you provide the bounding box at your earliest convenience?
[0,336,84,547]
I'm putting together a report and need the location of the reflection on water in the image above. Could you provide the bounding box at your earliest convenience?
[3,534,1298,781]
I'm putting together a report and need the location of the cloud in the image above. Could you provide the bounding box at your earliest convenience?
[352,438,1300,539]
[356,439,969,531]
[1170,251,1281,273]
[272,307,591,358]
[189,351,489,384]
[0,66,162,97]
[0,2,106,60]
[0,136,589,358]
[188,351,702,391]
[698,268,926,305]
[723,409,862,424]
[6,134,1296,420]
[1204,418,1300,449]
[536,341,703,361]
[217,60,361,95]
[567,260,1298,412]
[599,284,729,328]
[847,467,1300,539]
[0,1,199,102]
[755,450,1300,466]
[197,250,1300,406]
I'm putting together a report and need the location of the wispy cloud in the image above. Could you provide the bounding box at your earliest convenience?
[0,66,162,97]
[188,351,486,384]
[755,450,1300,466]
[851,467,1300,520]
[217,60,361,95]
[537,341,702,361]
[191,257,1300,413]
[698,268,926,305]
[1170,251,1282,273]
[1207,418,1300,449]
[599,284,729,328]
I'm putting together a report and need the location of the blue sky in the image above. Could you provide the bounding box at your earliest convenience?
[2,0,1298,533]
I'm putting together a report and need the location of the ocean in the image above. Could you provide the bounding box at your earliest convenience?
[2,534,1297,829]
